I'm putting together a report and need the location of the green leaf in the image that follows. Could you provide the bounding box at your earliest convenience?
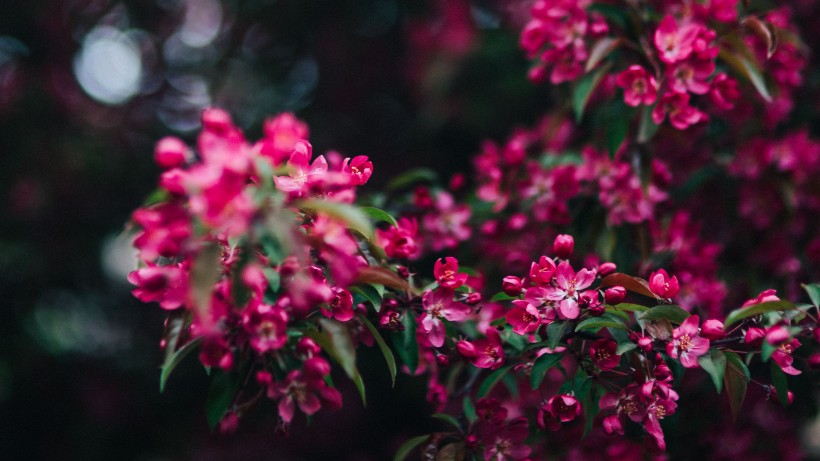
[477,365,512,398]
[206,370,240,430]
[190,243,222,324]
[723,300,795,328]
[761,340,776,362]
[386,168,439,191]
[719,47,772,102]
[353,373,367,407]
[575,313,629,332]
[351,284,383,312]
[359,206,398,227]
[490,292,518,302]
[615,342,636,355]
[298,199,374,240]
[263,267,281,293]
[393,434,430,461]
[698,349,726,394]
[546,321,569,349]
[360,316,397,387]
[585,37,621,72]
[432,413,462,431]
[603,99,634,156]
[436,442,466,461]
[637,103,660,144]
[160,337,203,392]
[463,396,477,423]
[391,312,419,374]
[309,319,366,405]
[572,62,612,122]
[601,273,656,299]
[770,361,789,406]
[802,283,820,308]
[639,305,691,324]
[613,303,649,313]
[723,351,749,422]
[530,353,562,390]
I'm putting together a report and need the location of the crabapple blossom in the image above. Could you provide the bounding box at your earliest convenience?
[666,315,709,368]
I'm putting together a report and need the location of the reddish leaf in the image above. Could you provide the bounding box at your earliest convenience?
[600,273,657,299]
[585,37,621,72]
[743,16,778,59]
[723,351,749,422]
[355,266,411,291]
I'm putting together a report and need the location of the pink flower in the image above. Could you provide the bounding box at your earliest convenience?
[615,65,658,107]
[268,359,342,423]
[434,257,468,289]
[542,261,596,319]
[243,299,289,353]
[652,91,706,130]
[666,315,710,368]
[457,328,504,369]
[742,288,780,307]
[648,269,679,298]
[506,299,542,335]
[273,141,328,198]
[654,16,699,64]
[321,287,354,322]
[668,60,714,95]
[154,136,188,169]
[257,112,309,165]
[376,217,421,260]
[529,255,557,286]
[590,338,620,370]
[709,73,739,109]
[128,263,188,310]
[420,288,471,347]
[538,393,582,430]
[772,339,802,376]
[342,155,373,185]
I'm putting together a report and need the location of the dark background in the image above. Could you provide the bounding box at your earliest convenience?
[2,0,820,460]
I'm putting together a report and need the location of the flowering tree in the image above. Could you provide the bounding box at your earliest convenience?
[128,1,820,459]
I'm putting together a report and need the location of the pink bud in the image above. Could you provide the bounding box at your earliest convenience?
[502,276,523,296]
[297,337,321,357]
[598,262,617,276]
[201,107,234,133]
[602,414,624,435]
[304,357,332,379]
[436,354,450,366]
[553,234,575,259]
[701,319,725,340]
[466,292,482,305]
[604,286,626,305]
[808,353,820,369]
[744,327,766,347]
[456,340,477,359]
[154,136,188,169]
[765,326,790,345]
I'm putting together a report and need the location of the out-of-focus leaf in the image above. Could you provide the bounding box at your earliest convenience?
[393,434,430,461]
[298,199,374,240]
[490,292,518,302]
[575,313,629,332]
[644,319,673,340]
[190,243,222,328]
[477,365,512,398]
[698,349,726,394]
[386,168,438,191]
[616,341,636,355]
[531,353,562,390]
[573,62,611,122]
[742,16,778,59]
[160,336,203,392]
[360,316,397,387]
[724,351,749,421]
[719,48,772,102]
[639,305,690,324]
[463,396,477,423]
[206,369,239,430]
[771,361,789,406]
[802,283,820,308]
[588,3,628,29]
[614,303,649,313]
[601,273,656,299]
[309,319,366,405]
[637,103,660,144]
[431,413,462,431]
[761,340,776,362]
[356,266,411,291]
[723,300,795,327]
[436,442,466,461]
[392,312,419,373]
[603,99,633,156]
[359,206,398,227]
[586,37,621,72]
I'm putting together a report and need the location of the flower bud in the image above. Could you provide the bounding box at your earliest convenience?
[553,234,575,259]
[502,276,523,296]
[604,286,626,305]
[700,319,725,340]
[435,354,450,366]
[201,107,234,133]
[154,136,188,169]
[765,325,790,345]
[297,337,321,357]
[744,327,765,347]
[598,262,617,276]
[456,340,477,359]
[466,292,482,305]
[397,266,410,279]
[808,353,820,369]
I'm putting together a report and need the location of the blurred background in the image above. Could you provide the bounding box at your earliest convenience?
[1,0,820,460]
